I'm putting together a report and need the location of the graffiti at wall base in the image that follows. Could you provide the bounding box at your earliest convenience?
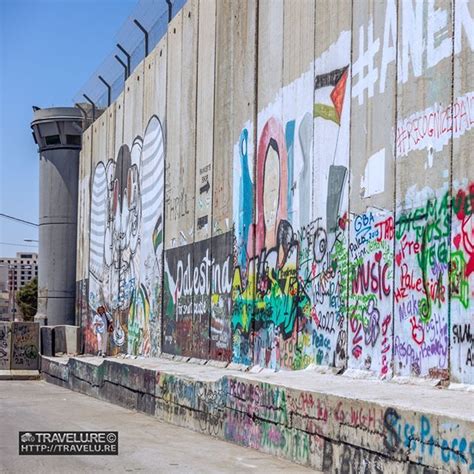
[155,373,474,472]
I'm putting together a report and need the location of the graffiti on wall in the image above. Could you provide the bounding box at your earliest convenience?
[351,0,473,106]
[231,31,351,370]
[162,232,233,359]
[77,0,474,386]
[393,191,450,378]
[0,322,11,370]
[348,210,393,377]
[10,323,39,370]
[301,31,351,370]
[451,182,474,383]
[155,371,474,471]
[85,115,165,356]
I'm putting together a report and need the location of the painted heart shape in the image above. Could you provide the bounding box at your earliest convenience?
[453,233,461,249]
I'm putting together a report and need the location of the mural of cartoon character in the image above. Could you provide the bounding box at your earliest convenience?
[87,116,165,356]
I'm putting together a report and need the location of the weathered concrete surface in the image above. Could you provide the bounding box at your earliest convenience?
[31,108,82,327]
[0,380,313,473]
[451,0,474,385]
[0,321,12,369]
[41,355,474,472]
[53,325,80,355]
[0,370,40,380]
[40,326,54,357]
[75,123,92,329]
[10,322,39,370]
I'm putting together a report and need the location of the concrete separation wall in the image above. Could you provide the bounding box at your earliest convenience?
[75,0,474,385]
[41,355,474,472]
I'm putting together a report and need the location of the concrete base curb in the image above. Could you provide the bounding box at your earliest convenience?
[0,369,41,380]
[40,355,474,472]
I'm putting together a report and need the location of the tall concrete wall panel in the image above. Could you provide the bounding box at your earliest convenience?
[163,10,184,355]
[451,0,474,384]
[144,36,167,122]
[191,0,216,359]
[143,36,168,357]
[253,0,285,368]
[348,0,396,377]
[394,0,453,379]
[123,63,145,147]
[85,106,113,353]
[194,0,215,246]
[309,0,351,370]
[215,0,257,362]
[76,127,92,327]
[76,0,474,385]
[163,1,199,356]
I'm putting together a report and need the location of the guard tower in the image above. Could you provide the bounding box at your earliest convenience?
[31,107,84,326]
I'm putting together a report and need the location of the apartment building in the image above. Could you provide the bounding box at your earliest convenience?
[0,252,38,316]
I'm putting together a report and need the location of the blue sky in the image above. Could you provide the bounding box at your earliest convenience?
[0,0,137,257]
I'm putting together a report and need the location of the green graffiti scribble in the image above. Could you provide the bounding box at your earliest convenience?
[396,193,450,243]
[127,284,150,355]
[231,255,311,369]
[397,193,450,323]
[450,250,470,309]
[332,238,349,314]
[163,272,175,317]
[418,225,433,323]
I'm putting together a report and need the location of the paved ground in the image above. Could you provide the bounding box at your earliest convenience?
[0,380,315,473]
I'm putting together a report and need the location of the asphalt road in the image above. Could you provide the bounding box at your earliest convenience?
[0,380,314,473]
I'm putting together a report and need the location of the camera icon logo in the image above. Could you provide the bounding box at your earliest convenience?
[21,433,35,443]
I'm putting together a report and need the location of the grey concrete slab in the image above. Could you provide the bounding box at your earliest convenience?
[41,354,474,471]
[40,326,54,357]
[56,354,474,421]
[53,325,80,355]
[10,322,39,370]
[0,370,40,380]
[0,380,314,474]
[0,322,11,370]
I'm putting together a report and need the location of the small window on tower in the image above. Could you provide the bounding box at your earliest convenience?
[66,135,81,146]
[45,135,61,145]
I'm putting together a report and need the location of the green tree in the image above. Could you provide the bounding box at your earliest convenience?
[16,277,37,321]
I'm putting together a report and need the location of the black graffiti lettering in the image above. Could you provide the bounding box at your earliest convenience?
[383,408,401,452]
[453,324,473,344]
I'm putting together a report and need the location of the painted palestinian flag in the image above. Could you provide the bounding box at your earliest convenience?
[314,66,349,125]
[152,214,163,253]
